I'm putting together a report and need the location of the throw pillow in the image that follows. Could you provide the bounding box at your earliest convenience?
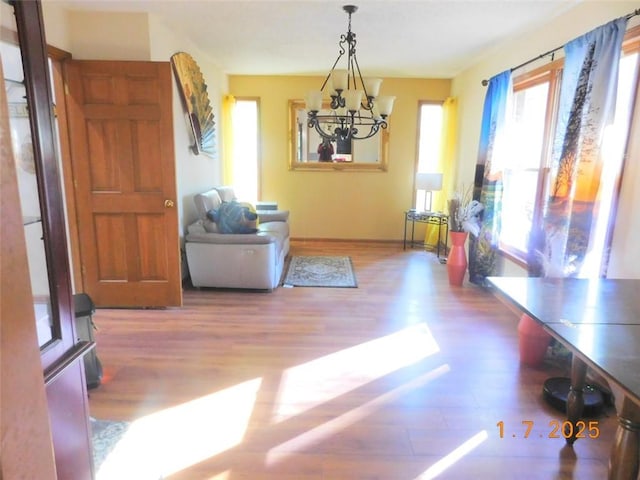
[207,201,258,234]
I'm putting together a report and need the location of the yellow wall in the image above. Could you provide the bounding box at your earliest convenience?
[229,75,451,240]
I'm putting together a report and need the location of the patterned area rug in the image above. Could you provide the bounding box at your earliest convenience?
[283,256,357,287]
[91,417,130,471]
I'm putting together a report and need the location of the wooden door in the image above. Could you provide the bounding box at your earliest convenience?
[64,60,182,307]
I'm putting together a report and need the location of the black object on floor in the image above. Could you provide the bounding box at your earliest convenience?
[74,293,103,389]
[542,376,605,417]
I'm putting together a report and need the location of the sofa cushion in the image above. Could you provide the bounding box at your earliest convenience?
[186,231,277,245]
[258,219,289,238]
[257,209,290,223]
[257,221,289,254]
[215,186,236,203]
[194,189,223,220]
[203,218,219,233]
[187,220,207,235]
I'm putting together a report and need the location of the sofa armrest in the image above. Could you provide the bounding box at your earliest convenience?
[257,209,289,223]
[186,231,277,245]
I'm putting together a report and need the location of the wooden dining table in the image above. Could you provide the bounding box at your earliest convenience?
[487,276,640,480]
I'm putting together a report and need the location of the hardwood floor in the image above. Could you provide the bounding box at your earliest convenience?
[89,240,617,479]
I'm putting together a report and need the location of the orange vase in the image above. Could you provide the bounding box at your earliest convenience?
[447,231,468,286]
[517,313,552,366]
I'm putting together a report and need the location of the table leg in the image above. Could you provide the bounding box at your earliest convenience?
[411,218,416,248]
[403,215,408,250]
[443,223,449,261]
[565,356,588,445]
[608,397,640,480]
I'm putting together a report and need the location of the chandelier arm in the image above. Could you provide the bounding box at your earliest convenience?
[349,121,386,140]
[322,50,346,91]
[310,112,387,141]
[312,112,385,127]
[348,56,356,91]
[308,116,335,142]
[351,54,373,110]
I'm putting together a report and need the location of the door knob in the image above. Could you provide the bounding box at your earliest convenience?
[164,199,175,208]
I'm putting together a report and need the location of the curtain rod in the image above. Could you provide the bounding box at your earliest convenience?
[481,8,640,86]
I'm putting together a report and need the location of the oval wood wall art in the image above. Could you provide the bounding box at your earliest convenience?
[170,51,216,157]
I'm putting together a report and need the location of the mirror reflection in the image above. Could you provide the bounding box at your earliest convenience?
[289,100,389,171]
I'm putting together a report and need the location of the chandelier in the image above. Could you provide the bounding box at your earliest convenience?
[305,5,395,143]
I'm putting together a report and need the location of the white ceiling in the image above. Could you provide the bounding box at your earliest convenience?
[52,0,581,78]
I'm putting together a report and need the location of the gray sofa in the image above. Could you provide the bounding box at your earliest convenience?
[185,187,290,291]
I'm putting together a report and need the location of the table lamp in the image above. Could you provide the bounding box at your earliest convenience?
[415,172,443,212]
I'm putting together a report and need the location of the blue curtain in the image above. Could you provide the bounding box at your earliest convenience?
[529,17,628,278]
[468,71,512,285]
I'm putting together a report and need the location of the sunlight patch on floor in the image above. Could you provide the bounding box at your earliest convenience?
[272,323,440,422]
[96,378,262,480]
[267,364,451,465]
[417,430,489,479]
[204,472,231,480]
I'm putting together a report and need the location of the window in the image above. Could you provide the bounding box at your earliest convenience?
[416,102,443,210]
[230,98,259,203]
[498,27,640,268]
[499,67,560,258]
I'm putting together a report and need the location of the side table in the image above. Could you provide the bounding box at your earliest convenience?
[403,210,449,261]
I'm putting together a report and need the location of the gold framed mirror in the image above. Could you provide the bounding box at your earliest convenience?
[288,100,389,171]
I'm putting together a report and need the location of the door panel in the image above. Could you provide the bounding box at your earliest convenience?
[65,60,182,307]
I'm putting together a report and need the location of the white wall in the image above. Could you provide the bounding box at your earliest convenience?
[40,2,71,52]
[147,14,227,233]
[68,11,150,60]
[40,6,227,243]
[452,1,640,278]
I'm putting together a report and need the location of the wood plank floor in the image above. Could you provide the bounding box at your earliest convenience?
[89,240,618,479]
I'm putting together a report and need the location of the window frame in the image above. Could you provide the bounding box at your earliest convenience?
[498,25,640,268]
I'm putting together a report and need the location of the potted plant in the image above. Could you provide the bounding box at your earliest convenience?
[447,186,483,286]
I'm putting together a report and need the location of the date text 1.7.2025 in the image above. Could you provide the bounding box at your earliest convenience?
[496,420,600,439]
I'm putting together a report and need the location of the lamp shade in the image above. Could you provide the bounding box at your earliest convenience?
[416,172,443,191]
[376,96,395,116]
[305,90,323,112]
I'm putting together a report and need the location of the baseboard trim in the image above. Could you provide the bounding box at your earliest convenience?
[290,237,400,244]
